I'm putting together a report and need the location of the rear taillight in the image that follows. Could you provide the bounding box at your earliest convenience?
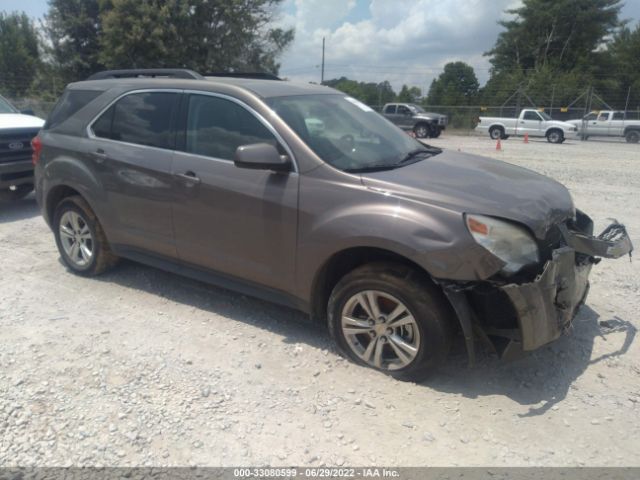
[31,136,42,165]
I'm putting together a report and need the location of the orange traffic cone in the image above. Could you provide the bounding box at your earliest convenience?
[524,133,529,143]
[496,138,502,151]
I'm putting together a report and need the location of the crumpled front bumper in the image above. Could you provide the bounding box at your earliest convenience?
[500,247,591,355]
[444,219,633,363]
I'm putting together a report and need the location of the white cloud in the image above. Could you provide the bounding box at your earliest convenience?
[276,0,518,91]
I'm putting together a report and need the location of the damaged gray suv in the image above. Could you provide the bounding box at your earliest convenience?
[34,69,633,380]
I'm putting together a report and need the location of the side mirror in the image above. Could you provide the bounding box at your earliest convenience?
[21,109,35,116]
[234,143,291,172]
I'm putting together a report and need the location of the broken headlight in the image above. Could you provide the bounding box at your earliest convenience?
[465,214,540,275]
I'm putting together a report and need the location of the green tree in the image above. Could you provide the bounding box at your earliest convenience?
[45,0,109,85]
[487,0,623,73]
[0,12,40,97]
[396,85,422,103]
[99,0,294,74]
[606,25,640,110]
[426,62,479,105]
[324,77,396,108]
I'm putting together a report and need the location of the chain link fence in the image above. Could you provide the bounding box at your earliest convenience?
[3,82,640,143]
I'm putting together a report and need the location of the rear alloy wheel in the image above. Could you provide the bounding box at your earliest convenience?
[413,123,431,139]
[489,127,504,140]
[546,130,564,144]
[53,196,118,276]
[328,262,453,381]
[0,184,33,202]
[625,130,640,144]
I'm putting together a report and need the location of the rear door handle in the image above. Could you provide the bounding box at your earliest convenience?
[175,171,201,184]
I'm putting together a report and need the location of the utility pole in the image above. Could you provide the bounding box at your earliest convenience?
[624,86,631,115]
[321,37,325,85]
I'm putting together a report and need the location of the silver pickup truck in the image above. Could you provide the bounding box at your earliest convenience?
[382,103,447,139]
[477,109,578,143]
[566,111,640,143]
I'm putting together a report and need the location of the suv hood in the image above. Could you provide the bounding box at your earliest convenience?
[0,113,45,129]
[360,149,574,239]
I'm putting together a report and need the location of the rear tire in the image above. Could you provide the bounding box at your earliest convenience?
[625,130,640,144]
[0,184,33,202]
[327,262,453,381]
[489,127,504,140]
[53,196,118,276]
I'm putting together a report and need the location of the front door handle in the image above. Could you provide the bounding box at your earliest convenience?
[92,149,108,163]
[175,171,201,185]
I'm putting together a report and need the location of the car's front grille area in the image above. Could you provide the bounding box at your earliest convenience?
[0,128,39,164]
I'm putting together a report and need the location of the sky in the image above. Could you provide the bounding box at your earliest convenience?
[3,0,640,92]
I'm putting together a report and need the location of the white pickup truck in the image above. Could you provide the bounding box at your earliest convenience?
[0,95,45,201]
[476,109,579,144]
[566,111,640,143]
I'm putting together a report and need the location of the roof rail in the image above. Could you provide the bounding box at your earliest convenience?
[87,69,204,80]
[205,72,282,81]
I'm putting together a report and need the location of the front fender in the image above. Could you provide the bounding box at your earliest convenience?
[295,171,502,302]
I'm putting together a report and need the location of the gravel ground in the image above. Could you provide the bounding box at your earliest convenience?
[0,135,638,467]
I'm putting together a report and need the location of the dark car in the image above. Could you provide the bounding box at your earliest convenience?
[0,95,45,202]
[34,69,632,380]
[382,103,447,139]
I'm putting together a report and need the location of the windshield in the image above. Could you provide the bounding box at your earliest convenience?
[408,104,425,113]
[0,96,18,114]
[267,94,440,172]
[539,111,552,121]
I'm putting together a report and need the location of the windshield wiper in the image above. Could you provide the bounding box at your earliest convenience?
[345,147,443,173]
[396,147,441,165]
[344,164,401,173]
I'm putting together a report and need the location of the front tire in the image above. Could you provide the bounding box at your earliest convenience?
[546,129,564,144]
[328,262,453,381]
[0,184,33,202]
[413,123,432,139]
[625,130,640,144]
[53,196,118,276]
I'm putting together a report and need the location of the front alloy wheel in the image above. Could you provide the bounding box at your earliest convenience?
[547,130,564,144]
[341,291,420,370]
[414,124,430,139]
[328,262,453,381]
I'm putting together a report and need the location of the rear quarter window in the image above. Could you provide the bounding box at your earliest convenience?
[44,89,103,130]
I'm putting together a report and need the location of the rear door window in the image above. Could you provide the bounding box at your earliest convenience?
[383,105,396,114]
[45,89,103,129]
[92,92,178,149]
